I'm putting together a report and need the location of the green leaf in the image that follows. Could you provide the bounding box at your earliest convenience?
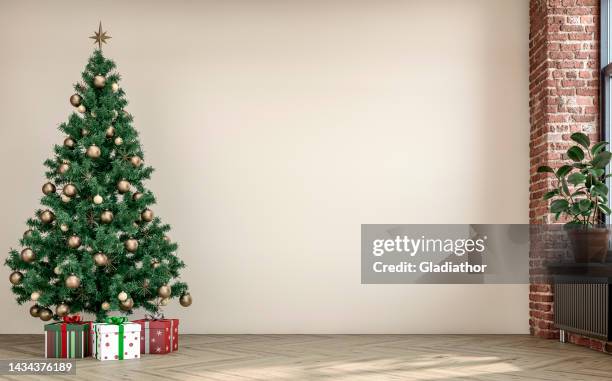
[570,132,590,149]
[543,190,559,200]
[537,165,554,173]
[578,199,592,212]
[557,165,573,178]
[569,203,581,215]
[599,195,608,203]
[562,178,570,195]
[592,141,609,156]
[573,163,588,169]
[567,172,587,185]
[572,190,586,197]
[599,204,612,215]
[550,199,569,213]
[567,146,585,162]
[592,182,609,196]
[591,151,612,168]
[588,168,605,178]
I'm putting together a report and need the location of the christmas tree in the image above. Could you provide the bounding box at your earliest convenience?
[5,24,192,322]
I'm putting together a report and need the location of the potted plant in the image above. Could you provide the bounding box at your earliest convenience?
[537,132,612,263]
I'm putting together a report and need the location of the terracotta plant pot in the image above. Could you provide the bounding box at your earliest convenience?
[567,227,610,263]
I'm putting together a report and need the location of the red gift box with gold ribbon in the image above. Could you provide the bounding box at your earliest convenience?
[133,317,179,354]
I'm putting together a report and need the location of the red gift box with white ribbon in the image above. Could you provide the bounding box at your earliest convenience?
[133,317,179,354]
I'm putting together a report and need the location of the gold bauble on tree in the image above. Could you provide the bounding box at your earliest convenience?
[63,137,75,149]
[29,305,41,317]
[54,266,62,275]
[55,303,70,317]
[63,184,77,197]
[157,285,172,298]
[42,182,56,195]
[65,275,80,289]
[31,291,40,301]
[93,252,108,266]
[21,248,35,263]
[125,238,138,252]
[130,156,142,167]
[120,298,134,311]
[117,179,130,193]
[60,224,69,232]
[67,235,81,249]
[93,195,103,205]
[117,291,128,302]
[100,210,113,224]
[179,293,193,307]
[160,298,169,306]
[61,194,71,203]
[40,210,55,224]
[9,271,23,285]
[39,308,53,321]
[141,209,154,222]
[81,129,89,137]
[58,162,70,174]
[105,126,116,138]
[101,301,111,310]
[23,229,33,238]
[93,75,106,88]
[132,192,143,201]
[70,94,82,107]
[114,137,123,146]
[77,105,86,113]
[86,145,101,159]
[111,83,119,93]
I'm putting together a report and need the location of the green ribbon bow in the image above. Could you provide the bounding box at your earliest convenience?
[105,316,128,360]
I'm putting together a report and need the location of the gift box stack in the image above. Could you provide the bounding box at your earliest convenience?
[44,315,180,361]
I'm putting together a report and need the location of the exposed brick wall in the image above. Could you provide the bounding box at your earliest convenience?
[528,0,600,344]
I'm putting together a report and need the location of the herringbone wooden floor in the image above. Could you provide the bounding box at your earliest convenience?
[0,334,610,380]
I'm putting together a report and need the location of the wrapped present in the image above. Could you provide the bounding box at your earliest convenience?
[44,315,93,358]
[91,317,141,361]
[133,315,179,354]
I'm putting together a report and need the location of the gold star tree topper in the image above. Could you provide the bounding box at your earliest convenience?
[89,22,111,50]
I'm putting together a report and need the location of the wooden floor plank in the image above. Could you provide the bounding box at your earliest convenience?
[0,334,610,380]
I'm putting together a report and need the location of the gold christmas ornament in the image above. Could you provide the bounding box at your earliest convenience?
[141,209,154,222]
[100,210,114,224]
[21,248,35,263]
[61,194,71,203]
[40,210,55,224]
[114,137,123,146]
[93,194,104,205]
[29,305,41,318]
[39,308,53,321]
[111,83,119,92]
[23,229,33,238]
[93,252,108,266]
[132,192,143,201]
[60,224,69,232]
[81,129,89,136]
[55,303,70,317]
[31,291,40,301]
[117,291,128,302]
[65,274,81,289]
[67,235,81,249]
[117,180,130,193]
[179,293,193,307]
[120,298,134,311]
[54,266,62,275]
[93,75,106,88]
[105,126,115,138]
[63,137,76,148]
[157,285,172,298]
[63,184,77,197]
[101,301,111,310]
[58,162,70,174]
[70,94,82,107]
[130,156,142,167]
[86,145,101,159]
[125,238,138,252]
[42,182,56,195]
[90,22,111,50]
[77,105,86,114]
[9,271,23,285]
[160,298,169,306]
